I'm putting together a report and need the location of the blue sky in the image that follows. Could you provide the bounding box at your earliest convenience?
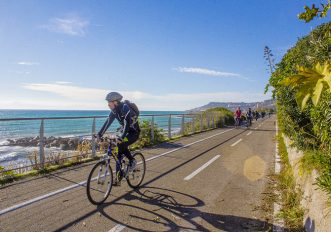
[0,0,329,110]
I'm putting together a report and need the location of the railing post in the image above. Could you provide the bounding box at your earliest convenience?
[219,112,222,127]
[151,116,155,143]
[219,112,222,128]
[168,114,172,139]
[39,119,45,169]
[207,113,210,129]
[192,115,195,134]
[200,114,203,131]
[91,118,96,157]
[181,114,185,136]
[213,113,215,129]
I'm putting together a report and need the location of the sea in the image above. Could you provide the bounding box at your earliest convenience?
[0,109,188,167]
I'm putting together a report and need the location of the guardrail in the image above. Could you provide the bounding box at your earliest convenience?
[0,112,225,173]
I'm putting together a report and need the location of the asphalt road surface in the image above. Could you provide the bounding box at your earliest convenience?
[0,116,276,232]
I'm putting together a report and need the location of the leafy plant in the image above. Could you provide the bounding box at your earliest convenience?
[133,120,165,148]
[300,150,331,202]
[77,140,92,158]
[206,107,235,126]
[267,22,331,151]
[276,134,305,229]
[281,61,331,109]
[316,172,331,198]
[267,22,331,209]
[28,150,41,169]
[300,150,331,174]
[298,1,331,23]
[0,166,16,185]
[310,91,331,152]
[180,109,234,136]
[47,151,66,165]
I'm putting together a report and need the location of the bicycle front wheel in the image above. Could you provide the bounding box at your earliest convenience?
[86,160,113,205]
[126,152,146,188]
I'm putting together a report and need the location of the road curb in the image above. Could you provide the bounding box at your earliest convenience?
[273,120,284,232]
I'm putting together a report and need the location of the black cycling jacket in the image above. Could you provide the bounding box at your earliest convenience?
[247,110,253,118]
[98,102,140,139]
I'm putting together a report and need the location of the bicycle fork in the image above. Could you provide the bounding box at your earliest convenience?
[97,160,110,185]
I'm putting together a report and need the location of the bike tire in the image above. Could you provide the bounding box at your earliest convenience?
[86,160,113,205]
[126,152,146,189]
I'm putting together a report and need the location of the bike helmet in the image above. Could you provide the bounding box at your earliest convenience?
[105,92,123,102]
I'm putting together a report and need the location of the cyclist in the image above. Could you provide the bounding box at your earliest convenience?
[255,110,259,121]
[234,107,241,127]
[97,92,140,184]
[246,108,253,126]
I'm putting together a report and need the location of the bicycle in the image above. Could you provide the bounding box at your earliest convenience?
[86,134,146,205]
[246,116,252,127]
[235,117,241,128]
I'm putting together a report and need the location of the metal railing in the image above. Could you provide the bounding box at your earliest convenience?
[0,112,225,173]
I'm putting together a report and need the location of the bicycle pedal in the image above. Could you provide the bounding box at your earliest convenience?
[113,181,121,187]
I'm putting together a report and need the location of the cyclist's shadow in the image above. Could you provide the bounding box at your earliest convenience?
[97,186,273,231]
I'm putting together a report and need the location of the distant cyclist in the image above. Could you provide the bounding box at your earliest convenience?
[97,92,140,184]
[246,108,253,126]
[234,107,242,127]
[255,110,259,121]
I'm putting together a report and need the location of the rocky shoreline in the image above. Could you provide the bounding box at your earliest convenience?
[5,136,86,150]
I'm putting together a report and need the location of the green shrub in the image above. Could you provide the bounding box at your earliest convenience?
[277,134,305,230]
[0,166,16,185]
[300,150,331,200]
[206,107,235,126]
[133,120,166,148]
[267,21,331,201]
[310,91,331,153]
[268,22,330,151]
[182,108,235,134]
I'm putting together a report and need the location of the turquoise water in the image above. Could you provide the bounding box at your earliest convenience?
[0,110,189,165]
[0,110,186,140]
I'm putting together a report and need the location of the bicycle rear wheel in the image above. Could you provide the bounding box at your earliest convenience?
[86,160,113,205]
[126,152,146,188]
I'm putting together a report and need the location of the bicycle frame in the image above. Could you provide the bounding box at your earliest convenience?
[104,140,126,180]
[235,117,241,127]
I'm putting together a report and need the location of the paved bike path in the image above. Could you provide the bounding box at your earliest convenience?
[0,117,275,231]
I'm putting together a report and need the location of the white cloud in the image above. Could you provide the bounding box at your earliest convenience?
[19,83,271,110]
[55,81,72,85]
[9,70,30,75]
[42,15,89,36]
[17,61,40,66]
[175,67,240,77]
[22,83,106,100]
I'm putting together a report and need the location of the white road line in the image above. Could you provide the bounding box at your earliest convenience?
[184,155,220,181]
[145,128,234,162]
[230,139,242,147]
[108,224,126,232]
[0,180,87,216]
[0,128,235,216]
[246,131,252,136]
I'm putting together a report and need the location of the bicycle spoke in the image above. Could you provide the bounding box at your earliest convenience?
[87,161,113,205]
[126,152,146,188]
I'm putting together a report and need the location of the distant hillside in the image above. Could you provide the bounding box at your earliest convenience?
[188,99,275,112]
